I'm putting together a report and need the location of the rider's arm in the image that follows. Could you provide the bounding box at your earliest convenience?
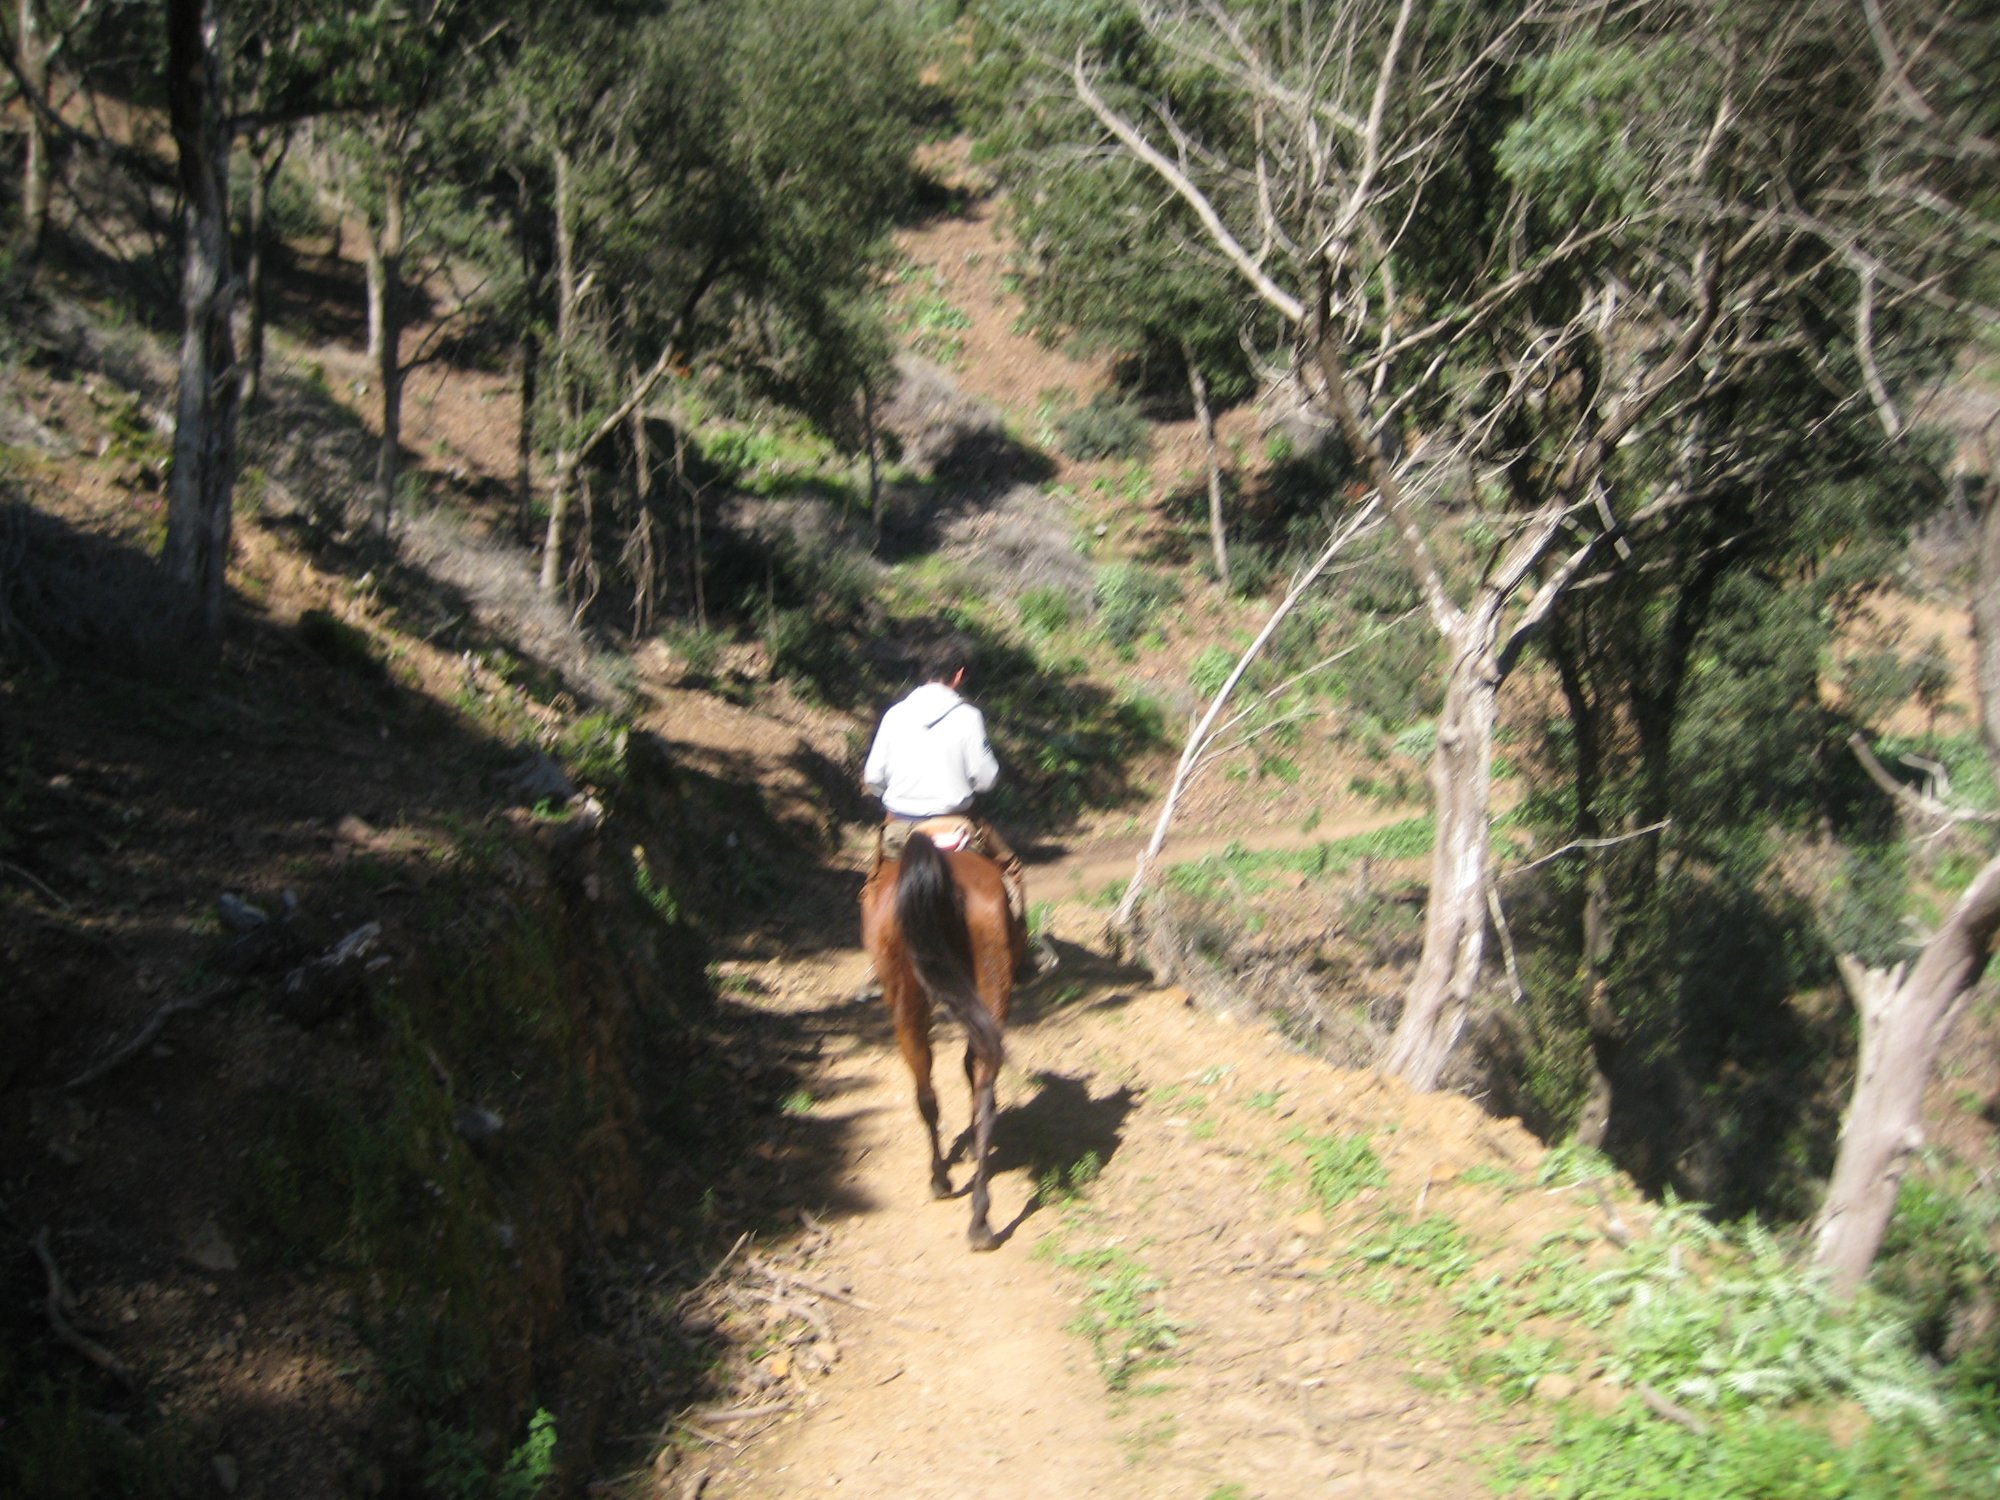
[862,716,895,799]
[962,709,1000,795]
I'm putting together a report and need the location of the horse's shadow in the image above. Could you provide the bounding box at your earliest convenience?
[944,1071,1137,1247]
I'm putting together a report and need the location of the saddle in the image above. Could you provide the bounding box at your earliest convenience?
[880,814,977,861]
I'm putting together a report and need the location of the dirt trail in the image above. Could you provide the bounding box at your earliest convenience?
[698,942,1150,1500]
[681,865,1568,1500]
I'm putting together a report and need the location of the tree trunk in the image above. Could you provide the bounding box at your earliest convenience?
[363,235,384,365]
[1815,856,2000,1296]
[863,379,882,549]
[369,164,406,536]
[162,0,239,645]
[539,143,579,593]
[514,173,542,541]
[1380,616,1502,1090]
[239,132,285,407]
[1185,343,1229,593]
[1970,478,2000,763]
[16,0,50,258]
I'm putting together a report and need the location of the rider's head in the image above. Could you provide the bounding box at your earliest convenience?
[917,633,974,688]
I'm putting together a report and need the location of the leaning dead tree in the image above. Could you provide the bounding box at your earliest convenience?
[1072,0,1990,1089]
[1112,499,1381,941]
[1814,469,2000,1297]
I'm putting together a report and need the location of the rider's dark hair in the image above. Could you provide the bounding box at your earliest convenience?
[917,632,975,684]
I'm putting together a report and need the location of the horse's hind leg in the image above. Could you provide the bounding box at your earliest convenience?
[889,980,951,1199]
[964,1043,1001,1252]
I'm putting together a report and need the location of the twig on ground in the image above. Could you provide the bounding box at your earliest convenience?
[33,1227,139,1389]
[1590,1185,1634,1248]
[1,858,70,908]
[730,1285,835,1345]
[677,1231,752,1308]
[1638,1383,1712,1435]
[65,979,241,1090]
[744,1255,878,1311]
[687,1400,795,1424]
[678,1422,741,1451]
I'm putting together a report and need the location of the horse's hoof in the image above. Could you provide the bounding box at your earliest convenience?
[930,1176,953,1200]
[967,1225,999,1253]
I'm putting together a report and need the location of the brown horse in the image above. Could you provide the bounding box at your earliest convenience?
[860,830,1023,1251]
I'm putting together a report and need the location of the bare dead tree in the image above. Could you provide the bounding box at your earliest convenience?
[1814,473,2000,1296]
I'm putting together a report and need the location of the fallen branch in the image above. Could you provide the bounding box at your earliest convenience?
[1,858,70,909]
[1638,1382,1711,1436]
[686,1400,795,1424]
[65,979,240,1090]
[33,1227,139,1389]
[746,1258,878,1312]
[730,1285,834,1345]
[677,1231,752,1308]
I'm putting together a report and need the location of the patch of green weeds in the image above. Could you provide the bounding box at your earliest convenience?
[1352,1210,1476,1288]
[1244,1087,1284,1113]
[1037,1148,1104,1207]
[1464,1333,1574,1404]
[1292,1130,1388,1211]
[1537,1139,1617,1188]
[660,624,727,681]
[1093,562,1181,654]
[422,1406,558,1500]
[1048,392,1152,461]
[1498,1402,1991,1499]
[1054,1245,1184,1391]
[1459,1162,1517,1189]
[632,847,680,921]
[1017,584,1076,636]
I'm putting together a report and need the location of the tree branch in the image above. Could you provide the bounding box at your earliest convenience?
[1073,54,1306,325]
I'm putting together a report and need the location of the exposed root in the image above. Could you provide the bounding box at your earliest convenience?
[33,1226,139,1390]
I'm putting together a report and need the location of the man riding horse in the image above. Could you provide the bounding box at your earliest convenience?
[861,635,1027,926]
[859,635,1036,1248]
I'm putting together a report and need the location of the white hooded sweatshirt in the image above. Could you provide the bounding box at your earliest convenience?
[862,681,1000,818]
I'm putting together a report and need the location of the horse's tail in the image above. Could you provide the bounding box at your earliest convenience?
[896,832,1006,1065]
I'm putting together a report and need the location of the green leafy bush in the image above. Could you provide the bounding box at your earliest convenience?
[1093,563,1180,651]
[1051,393,1152,461]
[1017,585,1075,636]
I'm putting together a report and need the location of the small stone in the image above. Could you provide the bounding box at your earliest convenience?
[185,1219,238,1273]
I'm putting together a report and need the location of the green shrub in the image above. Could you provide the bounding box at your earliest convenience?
[556,710,628,790]
[1017,585,1075,636]
[1093,563,1180,651]
[1189,644,1236,700]
[1051,393,1152,461]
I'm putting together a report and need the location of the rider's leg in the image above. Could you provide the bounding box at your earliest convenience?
[969,816,1027,925]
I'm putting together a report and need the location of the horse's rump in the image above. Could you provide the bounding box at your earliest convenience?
[894,832,1005,1063]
